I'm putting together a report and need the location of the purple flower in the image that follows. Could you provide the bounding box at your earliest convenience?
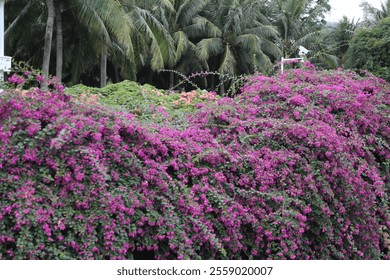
[36,74,45,83]
[8,74,25,85]
[42,224,52,236]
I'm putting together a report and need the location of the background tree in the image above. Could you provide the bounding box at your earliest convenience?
[7,0,380,90]
[347,17,390,81]
[270,0,330,57]
[142,0,210,89]
[327,16,360,67]
[127,0,181,88]
[55,0,63,81]
[5,0,135,86]
[361,0,390,27]
[5,0,46,68]
[63,0,135,87]
[197,0,280,93]
[42,0,54,88]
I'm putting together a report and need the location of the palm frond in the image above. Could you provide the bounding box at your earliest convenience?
[176,0,207,26]
[310,51,340,69]
[234,34,262,51]
[261,38,282,59]
[296,28,332,47]
[185,16,222,38]
[218,44,236,74]
[73,0,134,59]
[173,30,190,62]
[134,7,176,69]
[4,1,34,38]
[196,37,223,61]
[245,25,280,39]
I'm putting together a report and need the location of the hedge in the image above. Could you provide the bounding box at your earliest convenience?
[1,65,389,259]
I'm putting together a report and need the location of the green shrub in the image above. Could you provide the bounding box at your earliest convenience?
[66,81,218,125]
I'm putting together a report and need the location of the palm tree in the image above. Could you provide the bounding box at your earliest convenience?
[5,0,45,68]
[270,0,338,68]
[5,0,135,86]
[326,16,360,67]
[122,1,175,74]
[361,0,390,26]
[67,0,134,87]
[271,0,326,57]
[55,0,63,81]
[196,0,280,93]
[137,0,209,88]
[42,0,54,88]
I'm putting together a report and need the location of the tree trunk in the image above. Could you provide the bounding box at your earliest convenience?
[42,0,55,89]
[100,44,107,88]
[169,71,174,90]
[210,75,215,91]
[219,75,225,95]
[114,65,120,83]
[55,1,63,82]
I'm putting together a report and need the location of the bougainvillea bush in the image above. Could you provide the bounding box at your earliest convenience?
[0,65,389,260]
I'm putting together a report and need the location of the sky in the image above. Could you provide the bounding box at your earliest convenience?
[326,0,384,22]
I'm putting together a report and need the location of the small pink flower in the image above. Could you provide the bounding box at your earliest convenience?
[42,224,52,236]
[36,74,45,83]
[303,206,312,214]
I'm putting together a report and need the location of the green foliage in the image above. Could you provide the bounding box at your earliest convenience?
[327,16,359,65]
[4,0,335,89]
[66,80,218,124]
[5,0,137,84]
[361,0,390,27]
[347,17,390,81]
[197,0,280,78]
[271,0,330,58]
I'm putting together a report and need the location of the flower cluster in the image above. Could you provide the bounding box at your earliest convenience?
[173,90,217,106]
[0,65,388,260]
[7,74,25,85]
[73,93,99,105]
[3,62,63,92]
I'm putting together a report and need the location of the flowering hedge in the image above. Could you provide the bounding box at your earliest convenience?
[0,65,389,259]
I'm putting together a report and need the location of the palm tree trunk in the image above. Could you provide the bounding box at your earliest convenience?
[100,44,107,88]
[55,1,63,82]
[202,76,208,89]
[219,75,225,95]
[169,71,174,90]
[114,66,120,83]
[42,0,55,89]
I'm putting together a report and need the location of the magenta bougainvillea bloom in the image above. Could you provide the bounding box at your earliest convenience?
[7,74,25,85]
[0,65,389,260]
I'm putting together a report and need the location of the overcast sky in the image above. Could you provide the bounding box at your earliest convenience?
[326,0,384,22]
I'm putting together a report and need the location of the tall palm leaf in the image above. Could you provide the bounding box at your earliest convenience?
[130,5,176,71]
[133,0,209,88]
[71,0,135,87]
[5,0,46,67]
[196,0,280,93]
[361,0,390,26]
[324,16,360,67]
[271,0,336,68]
